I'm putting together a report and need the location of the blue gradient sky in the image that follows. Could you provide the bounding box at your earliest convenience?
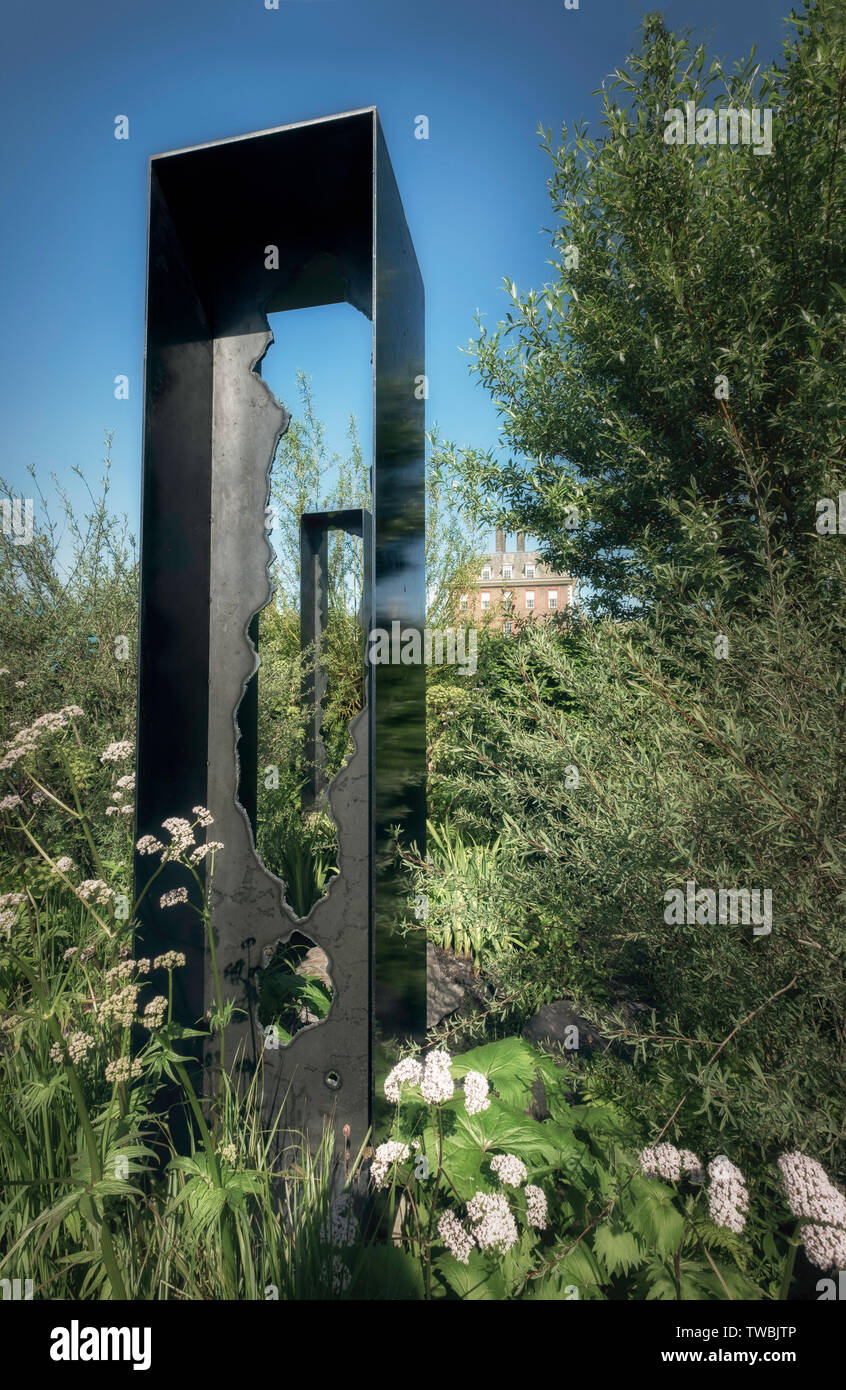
[0,0,790,545]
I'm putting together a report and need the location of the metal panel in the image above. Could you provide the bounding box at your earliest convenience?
[135,111,425,1157]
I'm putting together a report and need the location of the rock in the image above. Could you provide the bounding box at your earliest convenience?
[427,943,466,1027]
[295,945,333,990]
[523,999,607,1057]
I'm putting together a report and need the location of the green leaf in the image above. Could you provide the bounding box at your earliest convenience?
[593,1223,644,1275]
[437,1250,507,1300]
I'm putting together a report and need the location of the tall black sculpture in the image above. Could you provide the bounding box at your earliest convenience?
[135,110,426,1155]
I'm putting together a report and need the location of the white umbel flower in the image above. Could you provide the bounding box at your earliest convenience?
[525,1184,548,1229]
[100,741,133,763]
[707,1155,749,1234]
[370,1140,410,1190]
[778,1152,846,1228]
[462,1070,490,1115]
[420,1049,454,1104]
[778,1151,846,1271]
[50,1031,95,1065]
[384,1056,423,1103]
[466,1191,519,1254]
[438,1209,475,1264]
[490,1153,527,1187]
[679,1149,705,1184]
[159,886,188,909]
[105,1056,143,1083]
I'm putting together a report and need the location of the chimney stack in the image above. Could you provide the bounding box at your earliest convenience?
[495,527,505,552]
[516,531,525,552]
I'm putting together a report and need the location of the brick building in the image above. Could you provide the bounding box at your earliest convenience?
[461,529,576,632]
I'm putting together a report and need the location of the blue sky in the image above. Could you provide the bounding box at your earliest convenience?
[0,0,791,549]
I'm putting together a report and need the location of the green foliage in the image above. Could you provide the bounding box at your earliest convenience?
[377,1037,776,1300]
[257,937,333,1044]
[409,820,524,966]
[441,0,846,618]
[0,438,138,876]
[0,738,369,1300]
[430,576,846,1178]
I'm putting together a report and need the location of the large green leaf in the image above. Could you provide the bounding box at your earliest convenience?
[454,1099,580,1170]
[621,1175,687,1256]
[437,1250,507,1300]
[450,1037,544,1109]
[593,1223,644,1275]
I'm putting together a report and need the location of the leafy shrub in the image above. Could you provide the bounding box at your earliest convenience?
[370,1038,822,1300]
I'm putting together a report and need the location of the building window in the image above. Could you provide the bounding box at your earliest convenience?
[548,590,558,609]
[481,566,492,581]
[525,591,535,610]
[503,620,513,635]
[525,564,535,579]
[502,565,512,579]
[503,590,512,608]
[459,594,468,612]
[481,591,490,611]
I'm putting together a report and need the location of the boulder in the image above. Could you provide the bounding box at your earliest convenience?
[523,999,607,1056]
[427,943,466,1028]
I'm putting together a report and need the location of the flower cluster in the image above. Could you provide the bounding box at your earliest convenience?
[707,1156,749,1234]
[384,1056,423,1103]
[640,1143,704,1184]
[0,706,83,770]
[100,741,133,764]
[161,818,195,859]
[49,1031,95,1065]
[136,835,164,856]
[53,856,74,875]
[76,879,114,906]
[525,1184,548,1230]
[0,794,23,812]
[105,959,149,987]
[154,950,186,971]
[466,1192,519,1254]
[490,1153,527,1188]
[462,1070,491,1115]
[189,841,224,864]
[420,1049,454,1104]
[141,996,167,1030]
[193,806,214,827]
[100,985,141,1029]
[437,1209,476,1265]
[105,1057,143,1084]
[371,1140,410,1190]
[778,1151,846,1272]
[218,1141,237,1166]
[159,887,188,909]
